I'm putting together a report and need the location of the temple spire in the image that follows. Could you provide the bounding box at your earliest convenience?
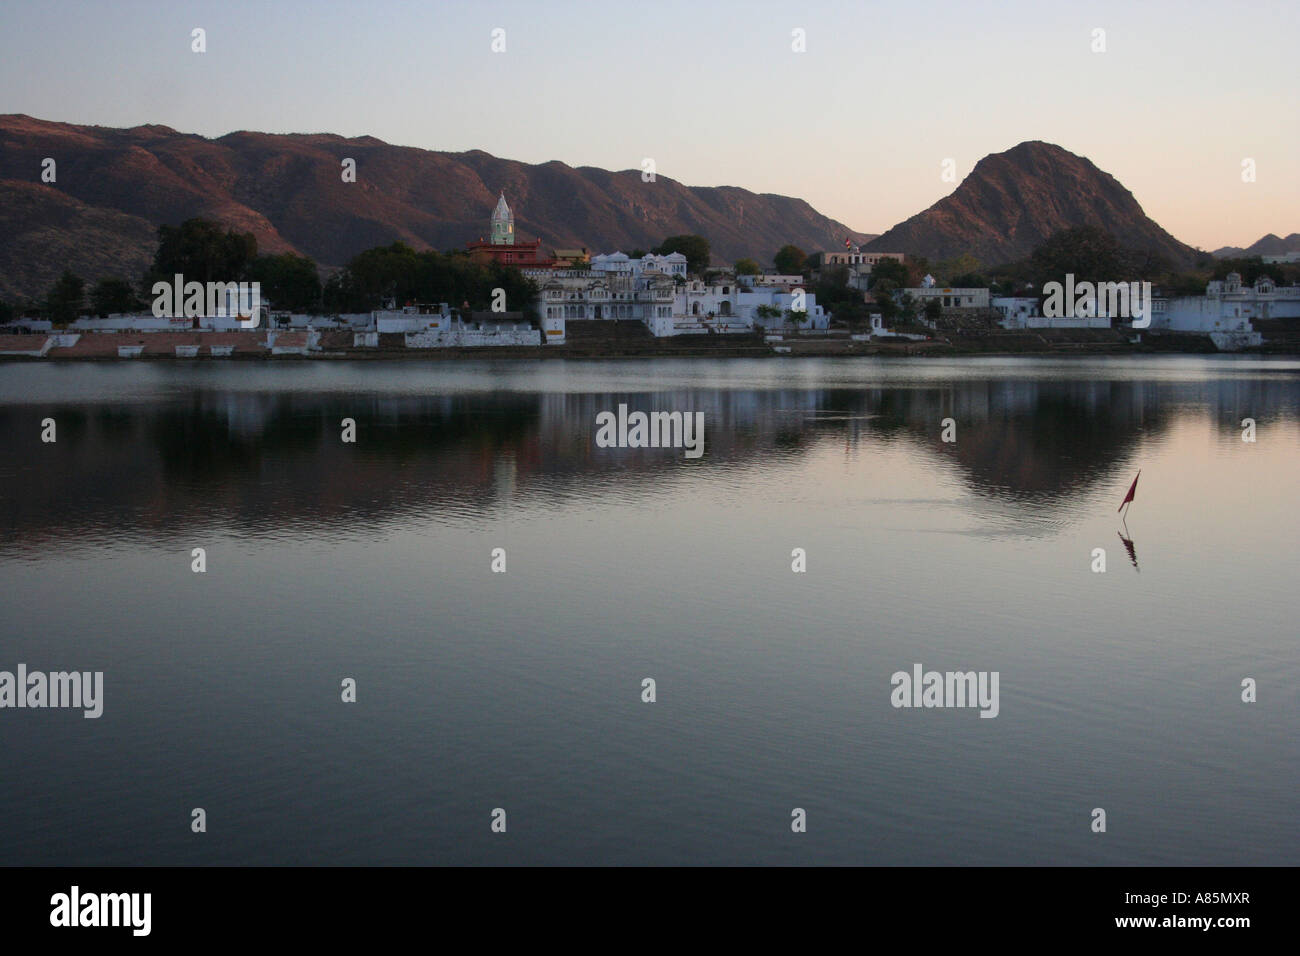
[490,192,514,245]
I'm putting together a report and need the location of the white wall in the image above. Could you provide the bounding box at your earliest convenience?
[405,324,539,348]
[541,316,566,344]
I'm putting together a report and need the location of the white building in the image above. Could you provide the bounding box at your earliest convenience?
[822,251,905,269]
[373,305,453,333]
[531,269,676,324]
[667,280,829,336]
[905,275,990,310]
[1156,272,1300,329]
[589,251,688,279]
[738,274,803,290]
[374,304,557,347]
[992,297,1038,328]
[527,269,827,337]
[992,296,1109,329]
[1146,272,1297,349]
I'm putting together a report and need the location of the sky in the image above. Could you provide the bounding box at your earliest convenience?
[1,0,1296,252]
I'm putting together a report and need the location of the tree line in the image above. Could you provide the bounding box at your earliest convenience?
[1,218,543,324]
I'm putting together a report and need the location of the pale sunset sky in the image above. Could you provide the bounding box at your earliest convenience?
[1,0,1296,251]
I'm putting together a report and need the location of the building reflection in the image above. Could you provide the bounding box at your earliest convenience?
[1,375,1296,551]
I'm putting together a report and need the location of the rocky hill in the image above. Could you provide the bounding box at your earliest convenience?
[866,141,1202,269]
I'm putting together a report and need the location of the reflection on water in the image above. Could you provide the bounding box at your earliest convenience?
[3,359,1297,550]
[0,357,1297,865]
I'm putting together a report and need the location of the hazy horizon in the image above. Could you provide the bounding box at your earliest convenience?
[1,0,1296,252]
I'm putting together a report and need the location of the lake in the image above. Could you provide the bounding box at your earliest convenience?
[0,356,1297,865]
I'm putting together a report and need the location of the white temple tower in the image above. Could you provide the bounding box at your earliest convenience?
[490,193,515,246]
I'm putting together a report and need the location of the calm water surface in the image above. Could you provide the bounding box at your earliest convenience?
[0,356,1297,865]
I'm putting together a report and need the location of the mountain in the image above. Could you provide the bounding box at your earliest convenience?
[1211,233,1300,259]
[0,114,873,301]
[866,141,1202,269]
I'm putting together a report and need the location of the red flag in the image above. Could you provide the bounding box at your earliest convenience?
[1118,470,1140,511]
[844,236,851,249]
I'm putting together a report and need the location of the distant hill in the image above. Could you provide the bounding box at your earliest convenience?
[0,114,874,301]
[866,141,1202,270]
[1211,233,1300,259]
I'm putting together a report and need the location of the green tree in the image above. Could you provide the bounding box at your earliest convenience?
[0,299,14,325]
[1210,257,1284,286]
[873,281,899,322]
[324,243,539,320]
[934,253,982,284]
[47,271,86,324]
[899,292,917,321]
[653,235,711,276]
[734,257,761,276]
[1155,272,1210,297]
[145,218,258,289]
[246,253,322,312]
[812,263,868,325]
[1029,226,1128,287]
[89,277,142,316]
[923,298,942,324]
[774,244,807,275]
[870,259,909,289]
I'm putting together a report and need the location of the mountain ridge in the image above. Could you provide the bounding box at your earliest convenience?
[0,118,1223,302]
[0,114,873,300]
[1211,233,1300,259]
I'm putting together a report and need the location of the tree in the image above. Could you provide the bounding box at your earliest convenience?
[1029,226,1127,287]
[246,253,322,312]
[1211,257,1284,286]
[653,235,710,276]
[813,264,868,325]
[0,299,14,325]
[47,271,86,324]
[786,307,807,325]
[734,258,761,276]
[899,292,917,322]
[323,243,539,320]
[924,298,942,324]
[89,277,142,316]
[774,244,807,275]
[1155,272,1209,297]
[873,282,899,323]
[145,218,258,289]
[934,253,982,284]
[870,259,909,289]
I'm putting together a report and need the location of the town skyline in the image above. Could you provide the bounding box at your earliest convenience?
[1,0,1296,252]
